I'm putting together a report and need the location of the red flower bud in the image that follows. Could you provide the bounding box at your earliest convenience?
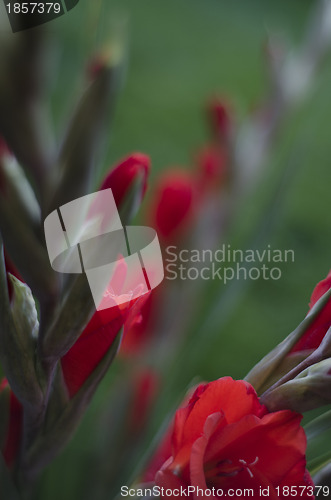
[153,378,313,498]
[195,144,228,191]
[150,170,197,243]
[290,271,331,353]
[61,155,152,393]
[0,379,23,468]
[100,153,150,208]
[61,307,125,398]
[207,97,232,141]
[61,259,148,398]
[127,369,159,434]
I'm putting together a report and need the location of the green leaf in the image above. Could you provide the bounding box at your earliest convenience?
[0,28,56,208]
[306,410,331,474]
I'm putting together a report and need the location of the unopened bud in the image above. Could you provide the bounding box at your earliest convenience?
[261,358,331,413]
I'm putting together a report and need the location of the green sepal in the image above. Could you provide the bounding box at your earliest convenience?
[0,240,43,410]
[9,274,39,343]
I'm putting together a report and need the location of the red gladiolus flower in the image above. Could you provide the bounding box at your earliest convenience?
[154,378,313,499]
[0,379,23,468]
[290,270,331,353]
[100,153,150,208]
[150,170,197,243]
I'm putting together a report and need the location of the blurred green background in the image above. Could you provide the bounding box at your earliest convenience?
[12,0,331,497]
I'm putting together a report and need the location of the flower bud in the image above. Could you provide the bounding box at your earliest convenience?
[60,255,148,397]
[0,29,55,205]
[100,153,150,223]
[49,47,124,213]
[60,306,125,398]
[261,358,331,413]
[207,97,232,142]
[150,170,196,243]
[195,144,228,192]
[127,369,159,435]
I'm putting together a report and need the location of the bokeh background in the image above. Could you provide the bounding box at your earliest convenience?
[3,0,331,497]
